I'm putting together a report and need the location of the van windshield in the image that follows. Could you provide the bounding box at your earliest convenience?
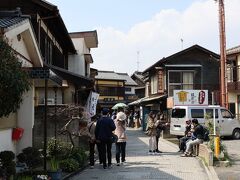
[172,109,186,118]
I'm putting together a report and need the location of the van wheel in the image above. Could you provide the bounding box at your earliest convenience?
[232,129,240,139]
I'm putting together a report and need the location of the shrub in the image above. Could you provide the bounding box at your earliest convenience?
[17,147,42,171]
[69,148,87,167]
[0,36,31,118]
[47,138,72,160]
[0,150,15,162]
[59,159,79,172]
[0,151,16,178]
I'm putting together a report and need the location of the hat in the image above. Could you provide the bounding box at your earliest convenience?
[116,112,126,121]
[102,108,109,115]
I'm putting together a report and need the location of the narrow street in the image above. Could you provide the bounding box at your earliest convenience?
[69,128,210,180]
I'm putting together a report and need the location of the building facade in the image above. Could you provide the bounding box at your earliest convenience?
[226,45,240,118]
[0,11,43,154]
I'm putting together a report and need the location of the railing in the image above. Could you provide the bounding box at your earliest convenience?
[227,66,240,82]
[227,66,240,90]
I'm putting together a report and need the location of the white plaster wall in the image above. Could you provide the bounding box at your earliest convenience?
[228,92,237,103]
[16,85,34,154]
[125,86,135,95]
[68,38,90,76]
[228,92,238,115]
[237,55,240,66]
[72,38,89,54]
[0,129,16,153]
[5,26,30,58]
[37,88,63,105]
[68,54,85,76]
[5,20,43,67]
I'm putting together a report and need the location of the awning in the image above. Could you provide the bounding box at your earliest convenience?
[128,95,167,106]
[141,95,167,103]
[46,64,94,87]
[128,97,147,106]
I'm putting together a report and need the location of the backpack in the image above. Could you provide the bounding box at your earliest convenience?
[202,126,210,141]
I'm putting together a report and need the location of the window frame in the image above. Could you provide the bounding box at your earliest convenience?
[168,70,194,96]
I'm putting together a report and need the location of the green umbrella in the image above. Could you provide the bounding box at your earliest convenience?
[112,103,127,110]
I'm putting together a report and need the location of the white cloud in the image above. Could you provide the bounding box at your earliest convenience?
[91,0,240,75]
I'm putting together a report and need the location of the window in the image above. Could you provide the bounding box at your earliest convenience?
[221,109,233,118]
[191,109,204,118]
[44,37,53,65]
[168,71,194,96]
[172,109,186,118]
[151,74,158,94]
[125,87,131,92]
[206,109,219,118]
[98,87,124,96]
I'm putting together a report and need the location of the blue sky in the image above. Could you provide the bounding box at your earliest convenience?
[49,0,195,32]
[48,0,240,74]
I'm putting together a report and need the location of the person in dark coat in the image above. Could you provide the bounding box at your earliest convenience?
[178,120,192,152]
[182,119,204,157]
[95,108,116,169]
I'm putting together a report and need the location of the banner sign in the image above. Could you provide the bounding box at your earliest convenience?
[86,91,99,117]
[173,90,208,106]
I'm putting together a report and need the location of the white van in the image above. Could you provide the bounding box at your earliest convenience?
[170,105,240,139]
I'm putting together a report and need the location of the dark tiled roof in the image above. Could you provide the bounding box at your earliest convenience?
[0,17,27,28]
[142,44,220,73]
[95,71,126,81]
[117,73,138,86]
[227,45,240,55]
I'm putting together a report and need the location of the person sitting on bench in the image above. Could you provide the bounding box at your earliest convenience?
[182,119,204,157]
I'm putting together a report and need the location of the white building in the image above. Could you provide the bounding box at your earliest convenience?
[0,14,43,154]
[68,31,98,78]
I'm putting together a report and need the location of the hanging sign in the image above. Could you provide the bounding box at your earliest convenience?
[173,90,208,106]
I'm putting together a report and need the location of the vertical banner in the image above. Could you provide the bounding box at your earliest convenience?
[86,91,99,117]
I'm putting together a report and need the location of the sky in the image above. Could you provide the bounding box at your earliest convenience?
[49,0,240,75]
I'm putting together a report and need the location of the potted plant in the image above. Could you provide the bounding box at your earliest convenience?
[0,151,16,179]
[47,157,62,180]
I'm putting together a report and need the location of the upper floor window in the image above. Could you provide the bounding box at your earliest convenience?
[125,87,132,92]
[44,37,53,65]
[168,71,194,96]
[151,74,158,94]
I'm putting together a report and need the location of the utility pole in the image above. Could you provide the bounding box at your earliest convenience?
[218,0,228,108]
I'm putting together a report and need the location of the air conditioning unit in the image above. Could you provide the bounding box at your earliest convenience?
[42,98,55,105]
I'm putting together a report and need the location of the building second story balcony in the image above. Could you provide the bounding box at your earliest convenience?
[227,65,240,90]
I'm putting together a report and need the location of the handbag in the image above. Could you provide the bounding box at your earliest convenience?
[111,133,118,143]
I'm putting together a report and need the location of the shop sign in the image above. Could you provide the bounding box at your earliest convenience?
[173,90,208,106]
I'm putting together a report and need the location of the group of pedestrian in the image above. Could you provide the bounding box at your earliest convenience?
[146,111,168,155]
[86,107,128,169]
[86,108,205,170]
[178,118,205,157]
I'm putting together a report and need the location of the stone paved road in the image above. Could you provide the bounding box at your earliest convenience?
[69,128,209,180]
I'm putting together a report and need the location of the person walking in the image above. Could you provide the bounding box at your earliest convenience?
[146,111,159,155]
[155,112,165,153]
[95,108,116,169]
[114,111,127,166]
[87,116,97,168]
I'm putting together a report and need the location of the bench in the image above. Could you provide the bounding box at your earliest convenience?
[192,143,213,166]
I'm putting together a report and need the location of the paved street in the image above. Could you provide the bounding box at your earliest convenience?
[215,139,240,180]
[69,128,210,180]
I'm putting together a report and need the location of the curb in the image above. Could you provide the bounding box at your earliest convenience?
[162,137,219,180]
[62,164,88,180]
